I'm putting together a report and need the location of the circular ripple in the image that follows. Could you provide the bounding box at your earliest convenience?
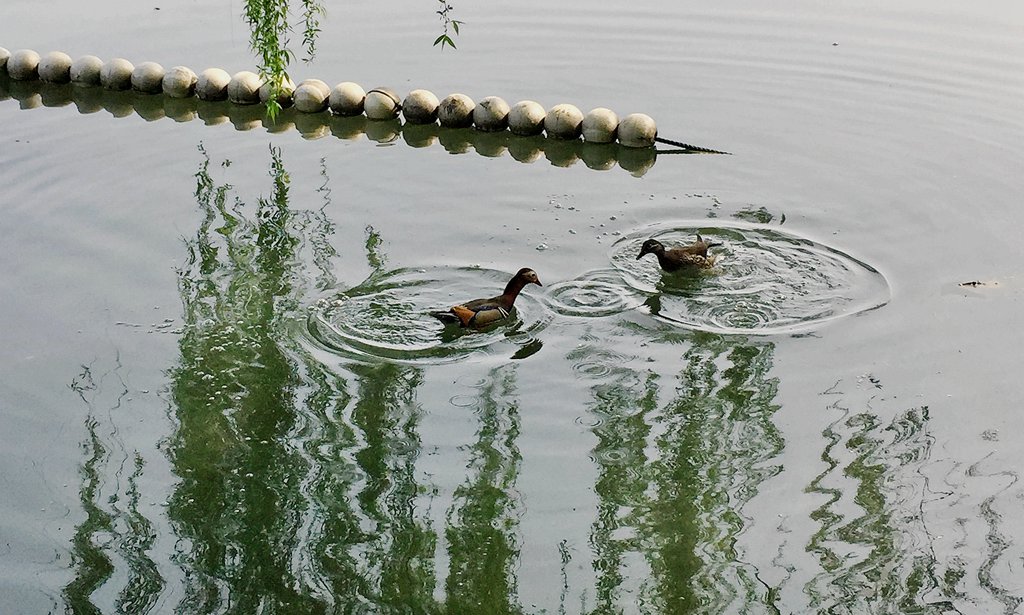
[567,345,639,382]
[611,223,890,335]
[303,267,552,364]
[543,269,646,317]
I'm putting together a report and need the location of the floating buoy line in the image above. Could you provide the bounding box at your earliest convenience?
[0,46,730,173]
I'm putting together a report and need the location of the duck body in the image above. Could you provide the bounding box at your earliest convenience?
[636,235,722,271]
[430,268,542,328]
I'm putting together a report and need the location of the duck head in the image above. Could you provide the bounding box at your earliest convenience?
[503,268,543,298]
[636,239,665,260]
[515,268,543,287]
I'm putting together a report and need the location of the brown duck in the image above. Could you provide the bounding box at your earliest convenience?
[430,268,542,327]
[636,235,722,271]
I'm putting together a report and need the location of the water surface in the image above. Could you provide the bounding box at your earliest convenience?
[2,0,1024,613]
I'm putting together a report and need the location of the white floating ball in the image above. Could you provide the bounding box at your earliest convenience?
[0,47,10,72]
[70,55,103,85]
[473,96,510,132]
[100,58,134,90]
[38,51,72,83]
[299,78,330,98]
[329,81,365,116]
[618,113,657,148]
[8,49,41,81]
[365,87,401,120]
[437,93,475,128]
[163,66,198,98]
[508,100,546,136]
[196,68,231,101]
[131,62,165,94]
[259,74,295,106]
[582,107,619,144]
[294,80,330,113]
[402,89,439,124]
[227,70,261,104]
[544,103,584,139]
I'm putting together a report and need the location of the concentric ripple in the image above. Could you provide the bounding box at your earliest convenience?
[302,267,551,364]
[543,269,646,318]
[611,224,890,335]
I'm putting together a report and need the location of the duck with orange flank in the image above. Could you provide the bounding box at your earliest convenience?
[430,268,542,328]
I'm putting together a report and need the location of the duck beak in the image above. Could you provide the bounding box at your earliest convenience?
[636,249,647,260]
[534,278,543,287]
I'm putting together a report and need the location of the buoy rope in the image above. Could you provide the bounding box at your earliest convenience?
[654,136,731,155]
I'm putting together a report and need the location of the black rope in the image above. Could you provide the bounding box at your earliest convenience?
[654,136,731,155]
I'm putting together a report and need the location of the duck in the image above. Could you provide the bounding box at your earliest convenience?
[636,235,722,271]
[430,268,542,327]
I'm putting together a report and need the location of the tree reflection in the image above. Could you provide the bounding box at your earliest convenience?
[168,144,327,612]
[805,390,961,612]
[65,362,164,614]
[59,141,966,613]
[164,148,444,613]
[579,328,784,613]
[445,364,525,615]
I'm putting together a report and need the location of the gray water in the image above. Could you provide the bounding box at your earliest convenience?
[2,0,1024,613]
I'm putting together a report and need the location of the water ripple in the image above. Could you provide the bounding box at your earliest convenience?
[303,267,551,364]
[611,223,890,335]
[544,269,646,318]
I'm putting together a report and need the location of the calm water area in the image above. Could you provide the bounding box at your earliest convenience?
[2,0,1024,612]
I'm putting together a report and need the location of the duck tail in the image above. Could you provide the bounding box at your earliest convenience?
[429,310,461,324]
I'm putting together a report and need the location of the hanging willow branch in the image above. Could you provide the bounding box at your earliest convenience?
[243,0,295,120]
[242,0,462,119]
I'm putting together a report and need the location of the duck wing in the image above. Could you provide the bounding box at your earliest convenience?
[430,295,512,327]
[662,250,716,270]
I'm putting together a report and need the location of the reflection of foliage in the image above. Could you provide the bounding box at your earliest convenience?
[364,224,388,278]
[445,365,525,615]
[806,394,962,612]
[170,144,491,613]
[581,332,784,613]
[64,413,116,615]
[169,143,337,612]
[346,363,439,611]
[586,362,661,612]
[647,339,783,612]
[64,364,164,614]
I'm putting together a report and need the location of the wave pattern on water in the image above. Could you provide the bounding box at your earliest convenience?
[544,269,647,318]
[799,376,1024,614]
[611,223,890,335]
[579,332,785,613]
[64,363,165,615]
[305,267,552,364]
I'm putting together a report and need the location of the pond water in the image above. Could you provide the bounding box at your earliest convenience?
[2,0,1024,613]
